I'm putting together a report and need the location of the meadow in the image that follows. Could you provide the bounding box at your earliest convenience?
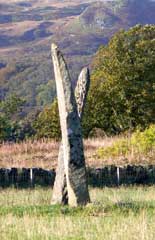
[1,130,155,239]
[0,186,155,239]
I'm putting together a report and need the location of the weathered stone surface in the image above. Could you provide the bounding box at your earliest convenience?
[51,143,68,204]
[51,43,90,206]
[51,67,90,205]
[75,67,90,119]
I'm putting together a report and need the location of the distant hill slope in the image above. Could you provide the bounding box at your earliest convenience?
[80,0,155,28]
[0,0,155,113]
[66,0,155,34]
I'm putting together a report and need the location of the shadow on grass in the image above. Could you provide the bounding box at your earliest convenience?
[0,200,155,218]
[105,201,155,215]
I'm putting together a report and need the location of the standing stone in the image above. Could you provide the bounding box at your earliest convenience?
[51,43,90,206]
[52,67,90,205]
[51,143,68,204]
[75,67,90,119]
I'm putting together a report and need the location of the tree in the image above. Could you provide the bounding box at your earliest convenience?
[36,80,56,107]
[0,94,26,141]
[83,25,155,136]
[33,100,61,139]
[0,115,11,141]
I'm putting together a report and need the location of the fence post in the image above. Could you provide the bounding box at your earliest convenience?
[30,168,34,187]
[117,167,120,186]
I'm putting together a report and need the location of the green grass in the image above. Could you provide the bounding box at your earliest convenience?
[1,187,155,239]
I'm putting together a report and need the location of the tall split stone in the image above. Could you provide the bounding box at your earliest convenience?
[52,67,90,205]
[51,43,90,206]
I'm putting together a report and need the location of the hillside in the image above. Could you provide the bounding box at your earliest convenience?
[80,0,155,29]
[0,0,155,112]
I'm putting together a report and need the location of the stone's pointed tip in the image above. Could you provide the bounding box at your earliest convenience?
[81,67,89,73]
[79,67,89,77]
[83,66,89,70]
[51,43,58,51]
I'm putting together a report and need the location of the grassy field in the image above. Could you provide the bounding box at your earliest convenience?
[0,186,155,239]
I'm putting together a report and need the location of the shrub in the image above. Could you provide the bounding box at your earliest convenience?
[97,125,155,159]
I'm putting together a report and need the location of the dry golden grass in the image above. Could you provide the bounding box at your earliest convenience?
[0,137,129,169]
[1,134,155,169]
[0,139,59,169]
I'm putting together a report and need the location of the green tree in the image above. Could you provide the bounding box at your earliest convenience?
[83,25,155,136]
[36,81,56,106]
[0,94,26,141]
[0,115,11,141]
[0,94,25,118]
[33,100,61,139]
